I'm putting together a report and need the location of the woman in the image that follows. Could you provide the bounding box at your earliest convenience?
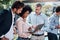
[16,5,32,40]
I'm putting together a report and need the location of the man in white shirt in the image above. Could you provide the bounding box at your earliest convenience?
[26,3,49,40]
[0,1,24,40]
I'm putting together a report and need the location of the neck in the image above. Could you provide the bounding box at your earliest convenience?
[36,12,41,15]
[11,9,15,14]
[22,16,26,22]
[22,16,26,19]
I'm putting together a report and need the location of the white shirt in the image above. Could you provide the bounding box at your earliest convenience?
[4,11,15,40]
[26,12,49,34]
[16,17,32,38]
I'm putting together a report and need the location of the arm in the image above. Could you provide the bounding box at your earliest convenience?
[41,15,49,32]
[0,10,9,40]
[49,17,56,30]
[26,14,32,26]
[0,10,5,36]
[0,11,4,24]
[16,20,27,37]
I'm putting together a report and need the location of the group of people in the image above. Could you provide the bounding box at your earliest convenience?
[0,1,60,40]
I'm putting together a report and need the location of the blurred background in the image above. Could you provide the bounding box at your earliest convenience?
[0,0,60,17]
[0,0,60,40]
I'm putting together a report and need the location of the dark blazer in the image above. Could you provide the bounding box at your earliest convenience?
[0,9,12,36]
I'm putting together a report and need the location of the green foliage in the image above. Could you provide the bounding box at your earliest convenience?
[0,3,4,10]
[0,0,11,4]
[0,0,12,9]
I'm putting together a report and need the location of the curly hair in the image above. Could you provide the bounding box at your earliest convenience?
[19,5,32,17]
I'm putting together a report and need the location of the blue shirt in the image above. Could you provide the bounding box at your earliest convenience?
[48,13,59,35]
[26,12,49,34]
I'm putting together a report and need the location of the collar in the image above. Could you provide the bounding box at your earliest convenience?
[11,10,15,18]
[20,17,26,22]
[34,12,42,16]
[54,12,59,17]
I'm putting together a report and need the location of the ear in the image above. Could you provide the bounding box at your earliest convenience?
[13,8,17,12]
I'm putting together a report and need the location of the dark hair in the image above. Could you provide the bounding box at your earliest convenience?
[11,1,24,9]
[56,6,60,12]
[36,3,42,7]
[19,5,32,17]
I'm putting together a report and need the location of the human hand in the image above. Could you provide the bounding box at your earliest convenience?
[1,36,9,40]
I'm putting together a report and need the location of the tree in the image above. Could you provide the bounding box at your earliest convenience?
[0,0,11,9]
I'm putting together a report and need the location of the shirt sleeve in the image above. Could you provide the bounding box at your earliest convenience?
[16,20,23,36]
[49,16,56,30]
[41,14,49,32]
[16,19,27,37]
[0,10,4,25]
[26,14,32,26]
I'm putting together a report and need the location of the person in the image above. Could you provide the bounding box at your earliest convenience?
[48,6,60,40]
[0,1,24,40]
[16,5,32,40]
[26,3,49,40]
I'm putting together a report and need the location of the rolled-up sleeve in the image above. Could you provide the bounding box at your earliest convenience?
[42,15,49,32]
[49,17,56,30]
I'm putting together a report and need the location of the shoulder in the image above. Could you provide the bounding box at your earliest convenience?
[28,12,36,18]
[41,13,48,19]
[49,13,55,20]
[16,17,23,24]
[31,12,35,14]
[0,9,9,15]
[41,13,47,17]
[29,12,35,15]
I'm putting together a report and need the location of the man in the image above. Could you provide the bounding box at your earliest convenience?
[0,1,24,40]
[26,3,48,40]
[48,6,60,40]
